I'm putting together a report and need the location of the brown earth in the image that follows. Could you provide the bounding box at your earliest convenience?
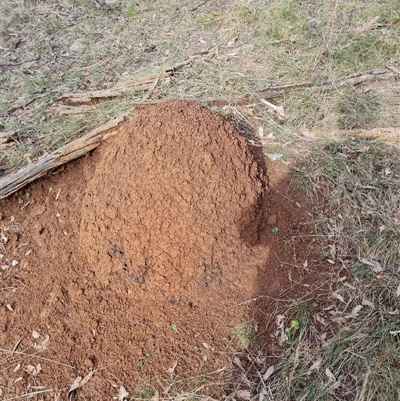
[0,101,329,400]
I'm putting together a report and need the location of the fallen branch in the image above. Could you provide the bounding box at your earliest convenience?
[305,127,400,146]
[1,63,399,199]
[55,55,203,106]
[54,67,397,113]
[55,75,160,106]
[0,113,127,200]
[6,95,46,116]
[328,127,400,144]
[0,57,39,69]
[130,90,287,108]
[47,104,98,115]
[141,72,164,102]
[0,131,16,151]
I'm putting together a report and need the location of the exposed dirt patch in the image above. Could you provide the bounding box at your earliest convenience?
[0,101,329,400]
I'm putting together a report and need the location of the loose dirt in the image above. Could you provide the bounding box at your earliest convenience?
[0,101,329,400]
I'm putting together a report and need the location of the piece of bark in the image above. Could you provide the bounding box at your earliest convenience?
[0,113,127,199]
[304,127,400,145]
[47,104,98,115]
[55,75,159,106]
[329,128,400,143]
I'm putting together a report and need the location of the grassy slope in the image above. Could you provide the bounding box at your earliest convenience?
[1,0,399,168]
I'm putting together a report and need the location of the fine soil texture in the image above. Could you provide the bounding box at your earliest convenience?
[0,101,328,400]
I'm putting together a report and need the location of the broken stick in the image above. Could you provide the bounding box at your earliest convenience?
[0,113,127,200]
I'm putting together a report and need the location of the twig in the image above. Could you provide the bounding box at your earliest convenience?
[190,0,210,12]
[268,183,314,214]
[142,72,163,101]
[54,66,397,111]
[0,113,127,199]
[3,389,53,401]
[6,95,44,115]
[55,55,205,106]
[0,58,38,69]
[259,98,285,121]
[0,347,75,368]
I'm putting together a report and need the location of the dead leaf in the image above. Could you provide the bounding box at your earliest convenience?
[79,370,94,387]
[237,389,251,400]
[275,314,288,342]
[67,371,93,398]
[259,98,285,121]
[263,365,275,381]
[13,363,21,372]
[315,314,327,325]
[34,334,49,350]
[325,368,336,381]
[362,299,375,308]
[26,364,41,376]
[166,361,178,378]
[68,376,82,395]
[0,231,8,244]
[331,316,346,324]
[332,292,345,303]
[308,357,322,375]
[12,339,22,354]
[118,386,129,401]
[331,380,341,390]
[345,305,362,319]
[396,284,400,297]
[275,314,285,327]
[233,357,245,371]
[12,259,19,267]
[32,330,40,339]
[358,257,382,273]
[266,153,283,161]
[343,282,357,290]
[258,388,267,401]
[317,333,328,346]
[150,390,159,401]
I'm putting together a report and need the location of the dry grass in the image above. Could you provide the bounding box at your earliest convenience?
[268,139,400,400]
[1,0,400,171]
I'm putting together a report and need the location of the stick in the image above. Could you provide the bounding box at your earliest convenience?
[0,58,38,69]
[0,113,127,199]
[54,67,398,112]
[55,56,200,106]
[141,72,163,101]
[6,95,44,115]
[3,389,53,401]
[326,127,400,143]
[1,64,399,199]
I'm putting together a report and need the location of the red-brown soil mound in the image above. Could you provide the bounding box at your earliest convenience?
[81,100,267,301]
[0,101,328,400]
